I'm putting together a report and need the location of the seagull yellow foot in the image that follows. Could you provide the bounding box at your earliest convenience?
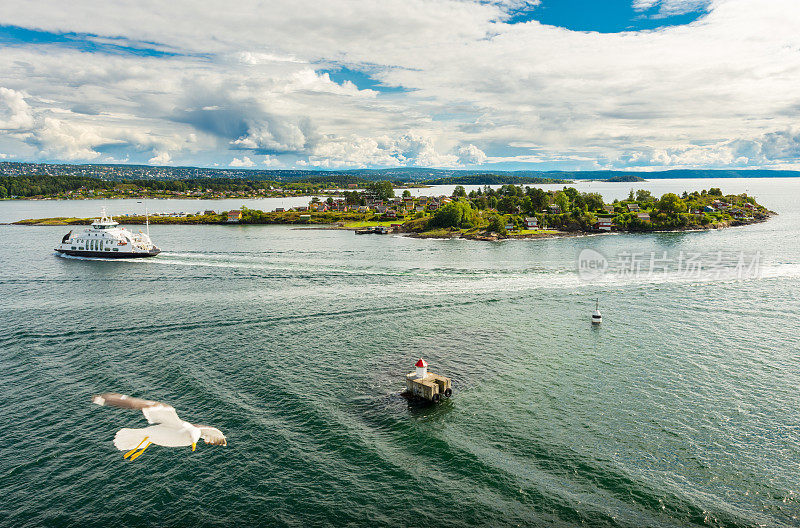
[124,436,150,459]
[128,441,151,461]
[191,442,196,452]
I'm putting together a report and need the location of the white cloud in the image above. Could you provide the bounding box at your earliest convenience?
[457,144,487,164]
[633,0,710,16]
[230,156,255,167]
[148,151,172,164]
[305,133,462,168]
[0,87,35,130]
[32,118,105,160]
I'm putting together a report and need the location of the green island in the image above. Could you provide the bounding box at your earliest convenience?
[14,183,774,240]
[603,175,648,182]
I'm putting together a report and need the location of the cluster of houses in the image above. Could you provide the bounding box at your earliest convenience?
[56,185,332,201]
[289,195,456,218]
[697,199,757,220]
[592,198,757,231]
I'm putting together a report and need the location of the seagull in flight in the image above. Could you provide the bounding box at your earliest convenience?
[92,393,227,461]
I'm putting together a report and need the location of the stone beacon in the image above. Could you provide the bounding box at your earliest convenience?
[405,358,452,403]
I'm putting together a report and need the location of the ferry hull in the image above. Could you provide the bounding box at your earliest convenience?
[55,249,161,258]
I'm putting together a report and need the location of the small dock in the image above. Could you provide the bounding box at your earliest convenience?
[355,226,392,235]
[404,358,452,403]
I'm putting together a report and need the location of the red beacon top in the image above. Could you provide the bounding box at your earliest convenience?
[415,358,428,368]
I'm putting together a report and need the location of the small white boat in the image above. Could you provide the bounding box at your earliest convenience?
[591,298,602,324]
[55,208,160,258]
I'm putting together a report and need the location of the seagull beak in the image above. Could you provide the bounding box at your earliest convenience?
[191,442,196,452]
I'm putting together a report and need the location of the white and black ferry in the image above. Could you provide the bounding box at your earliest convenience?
[55,208,160,258]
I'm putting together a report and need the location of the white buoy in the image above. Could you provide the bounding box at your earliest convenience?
[592,298,602,324]
[414,358,428,379]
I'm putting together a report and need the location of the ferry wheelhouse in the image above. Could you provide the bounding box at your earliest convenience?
[55,209,160,258]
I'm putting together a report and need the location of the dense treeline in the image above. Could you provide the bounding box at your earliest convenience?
[0,174,374,198]
[421,174,571,185]
[0,175,114,198]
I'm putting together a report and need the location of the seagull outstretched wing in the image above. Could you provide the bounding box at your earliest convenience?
[196,425,228,446]
[92,393,182,426]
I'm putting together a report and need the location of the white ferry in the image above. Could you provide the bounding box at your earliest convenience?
[55,208,160,258]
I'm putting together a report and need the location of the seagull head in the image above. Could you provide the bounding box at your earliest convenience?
[181,422,202,451]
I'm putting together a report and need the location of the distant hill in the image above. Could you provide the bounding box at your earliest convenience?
[2,162,799,184]
[544,170,800,180]
[420,174,572,185]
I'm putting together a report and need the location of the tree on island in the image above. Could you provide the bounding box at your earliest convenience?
[487,214,507,235]
[656,193,687,213]
[582,192,605,212]
[366,180,394,201]
[554,191,569,213]
[429,201,475,229]
[343,190,362,205]
[525,187,549,212]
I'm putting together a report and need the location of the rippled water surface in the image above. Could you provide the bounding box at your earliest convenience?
[1,179,799,527]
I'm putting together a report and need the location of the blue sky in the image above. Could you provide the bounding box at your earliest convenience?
[0,0,798,171]
[506,0,706,32]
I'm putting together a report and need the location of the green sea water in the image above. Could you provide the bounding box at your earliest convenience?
[1,179,799,527]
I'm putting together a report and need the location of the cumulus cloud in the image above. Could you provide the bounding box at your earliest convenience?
[0,87,35,130]
[230,156,255,167]
[305,133,462,168]
[148,151,172,164]
[613,127,800,169]
[457,144,488,164]
[31,118,105,160]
